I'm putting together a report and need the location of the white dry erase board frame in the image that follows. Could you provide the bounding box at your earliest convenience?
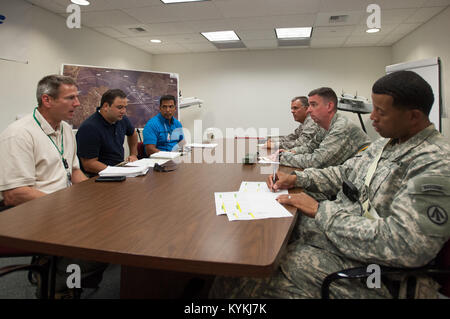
[61,63,180,129]
[386,57,442,132]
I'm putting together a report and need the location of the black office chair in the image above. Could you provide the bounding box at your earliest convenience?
[321,240,450,299]
[136,128,146,159]
[0,202,55,299]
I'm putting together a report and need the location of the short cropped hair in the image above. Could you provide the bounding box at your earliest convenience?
[100,89,127,107]
[308,87,338,110]
[372,71,434,116]
[160,94,176,106]
[36,75,77,107]
[292,96,309,107]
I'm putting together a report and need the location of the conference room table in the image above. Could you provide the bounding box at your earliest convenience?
[0,139,300,298]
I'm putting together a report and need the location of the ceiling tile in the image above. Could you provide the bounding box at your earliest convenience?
[405,6,447,23]
[423,0,450,6]
[183,19,233,33]
[214,0,269,18]
[312,26,355,37]
[374,0,427,10]
[80,10,141,27]
[391,23,422,35]
[319,0,372,12]
[378,8,418,24]
[27,0,67,13]
[264,0,321,15]
[178,42,217,52]
[242,39,277,49]
[345,35,384,45]
[93,27,127,38]
[310,36,347,47]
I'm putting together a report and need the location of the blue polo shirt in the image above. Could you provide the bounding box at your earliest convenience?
[143,113,183,154]
[76,110,135,167]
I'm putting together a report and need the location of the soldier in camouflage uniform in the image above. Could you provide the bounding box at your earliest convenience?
[209,71,450,299]
[280,87,371,169]
[267,96,325,150]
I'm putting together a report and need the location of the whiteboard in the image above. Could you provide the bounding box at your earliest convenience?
[386,57,441,132]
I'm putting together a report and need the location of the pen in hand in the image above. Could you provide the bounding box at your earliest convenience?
[272,165,278,191]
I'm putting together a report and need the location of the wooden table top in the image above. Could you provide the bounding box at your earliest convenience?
[0,140,298,277]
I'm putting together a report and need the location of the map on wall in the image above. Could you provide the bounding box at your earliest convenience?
[62,64,179,129]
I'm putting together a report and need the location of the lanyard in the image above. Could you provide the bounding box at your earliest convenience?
[361,139,391,219]
[163,122,172,142]
[33,108,72,186]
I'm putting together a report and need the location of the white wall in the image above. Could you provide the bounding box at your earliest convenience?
[0,4,153,132]
[393,6,450,143]
[153,47,391,141]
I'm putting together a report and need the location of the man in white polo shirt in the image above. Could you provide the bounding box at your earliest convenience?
[0,75,86,205]
[0,75,106,299]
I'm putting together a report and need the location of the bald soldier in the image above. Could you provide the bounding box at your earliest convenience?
[280,87,371,169]
[210,71,450,299]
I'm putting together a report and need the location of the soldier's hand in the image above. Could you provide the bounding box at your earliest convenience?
[276,193,319,218]
[267,171,296,191]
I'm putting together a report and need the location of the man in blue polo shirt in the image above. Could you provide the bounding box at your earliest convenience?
[76,89,138,175]
[143,94,184,156]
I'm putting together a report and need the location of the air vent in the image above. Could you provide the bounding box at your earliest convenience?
[212,41,246,50]
[128,27,147,33]
[329,15,348,23]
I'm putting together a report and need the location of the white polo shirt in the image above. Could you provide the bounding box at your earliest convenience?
[0,108,80,201]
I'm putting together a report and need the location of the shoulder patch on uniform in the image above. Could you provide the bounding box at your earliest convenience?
[408,175,450,196]
[427,206,448,225]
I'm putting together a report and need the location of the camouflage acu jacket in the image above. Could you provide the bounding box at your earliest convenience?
[280,112,371,169]
[279,115,326,150]
[295,124,450,268]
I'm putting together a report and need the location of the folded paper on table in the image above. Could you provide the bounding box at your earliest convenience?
[99,166,148,177]
[125,158,169,168]
[150,151,181,159]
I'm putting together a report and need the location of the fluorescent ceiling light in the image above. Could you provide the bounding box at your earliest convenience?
[201,30,239,42]
[71,0,90,5]
[275,27,312,39]
[151,39,162,43]
[366,28,380,33]
[161,0,209,3]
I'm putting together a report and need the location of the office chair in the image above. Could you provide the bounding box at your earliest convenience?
[136,128,146,159]
[0,203,54,299]
[321,240,450,299]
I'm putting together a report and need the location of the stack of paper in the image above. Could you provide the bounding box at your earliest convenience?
[125,158,169,169]
[99,166,149,177]
[214,181,292,221]
[150,151,181,159]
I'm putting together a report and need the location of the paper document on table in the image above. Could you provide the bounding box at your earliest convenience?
[125,158,169,168]
[214,191,292,221]
[150,151,181,159]
[185,143,218,149]
[99,166,148,177]
[239,181,288,199]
